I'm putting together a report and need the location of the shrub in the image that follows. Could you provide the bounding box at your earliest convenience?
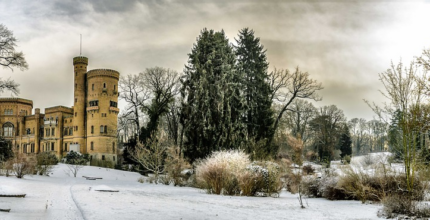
[302,165,315,175]
[165,145,191,187]
[8,152,36,178]
[300,175,321,197]
[90,158,114,169]
[343,155,351,164]
[36,152,58,176]
[241,161,283,196]
[283,171,302,194]
[195,150,250,195]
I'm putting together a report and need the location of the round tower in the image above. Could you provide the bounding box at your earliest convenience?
[86,69,120,162]
[72,56,88,153]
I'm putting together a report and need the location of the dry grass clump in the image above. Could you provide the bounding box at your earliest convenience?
[195,150,283,196]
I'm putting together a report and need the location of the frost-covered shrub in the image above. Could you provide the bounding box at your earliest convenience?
[300,175,321,197]
[195,150,282,196]
[239,161,282,196]
[283,171,302,194]
[195,150,250,195]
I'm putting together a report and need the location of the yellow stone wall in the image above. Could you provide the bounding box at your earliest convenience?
[86,69,119,162]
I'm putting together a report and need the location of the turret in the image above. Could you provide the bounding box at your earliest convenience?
[72,56,88,153]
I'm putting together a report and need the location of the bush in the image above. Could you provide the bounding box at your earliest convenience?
[300,175,321,197]
[165,145,191,187]
[36,152,58,176]
[302,165,315,175]
[7,152,36,178]
[195,150,282,196]
[343,155,351,164]
[90,158,114,169]
[195,150,250,195]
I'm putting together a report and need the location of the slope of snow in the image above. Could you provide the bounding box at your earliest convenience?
[0,163,382,220]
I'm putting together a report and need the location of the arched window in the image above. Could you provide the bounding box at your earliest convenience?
[3,122,13,137]
[103,83,106,88]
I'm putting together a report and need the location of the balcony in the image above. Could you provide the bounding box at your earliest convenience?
[86,106,99,111]
[109,107,120,113]
[44,121,58,126]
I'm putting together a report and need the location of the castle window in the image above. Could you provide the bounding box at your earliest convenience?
[4,109,13,115]
[110,101,117,108]
[104,126,107,134]
[26,128,31,135]
[91,142,94,150]
[103,83,106,88]
[112,142,115,153]
[100,125,104,133]
[31,143,35,153]
[51,128,55,136]
[92,84,94,91]
[3,122,13,137]
[69,128,73,135]
[89,100,99,107]
[51,142,54,151]
[102,155,105,161]
[75,112,77,117]
[64,128,68,136]
[65,143,68,151]
[46,128,49,136]
[114,85,116,91]
[75,98,77,103]
[91,126,94,134]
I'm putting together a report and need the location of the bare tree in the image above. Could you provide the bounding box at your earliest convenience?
[269,67,323,132]
[283,99,317,145]
[0,24,28,71]
[366,60,429,193]
[119,74,149,131]
[129,132,169,181]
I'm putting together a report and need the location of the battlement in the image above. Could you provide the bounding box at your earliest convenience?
[87,69,120,80]
[73,56,88,65]
[0,97,33,107]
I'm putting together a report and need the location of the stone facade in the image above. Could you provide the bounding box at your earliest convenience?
[0,56,119,163]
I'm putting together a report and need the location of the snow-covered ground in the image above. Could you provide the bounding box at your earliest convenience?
[0,163,382,220]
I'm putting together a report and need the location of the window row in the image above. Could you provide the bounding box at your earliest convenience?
[4,109,13,115]
[90,125,108,134]
[45,128,55,136]
[22,143,35,153]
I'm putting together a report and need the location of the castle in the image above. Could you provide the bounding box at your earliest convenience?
[0,56,119,162]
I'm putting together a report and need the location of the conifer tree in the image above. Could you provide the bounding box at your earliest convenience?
[235,28,275,158]
[180,29,246,162]
[338,124,352,158]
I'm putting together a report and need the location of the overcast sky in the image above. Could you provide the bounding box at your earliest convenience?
[1,0,430,120]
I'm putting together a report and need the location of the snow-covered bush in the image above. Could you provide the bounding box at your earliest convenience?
[195,150,250,195]
[195,150,283,196]
[238,161,282,196]
[300,175,320,197]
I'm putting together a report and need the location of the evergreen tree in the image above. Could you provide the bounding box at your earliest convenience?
[0,137,13,162]
[180,29,246,163]
[338,125,352,158]
[235,28,275,159]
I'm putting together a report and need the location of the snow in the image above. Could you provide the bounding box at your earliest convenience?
[0,186,25,196]
[0,163,382,220]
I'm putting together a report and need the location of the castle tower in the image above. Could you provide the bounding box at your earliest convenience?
[86,69,120,162]
[72,56,88,153]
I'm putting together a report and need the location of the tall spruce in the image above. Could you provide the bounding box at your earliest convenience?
[180,29,246,163]
[235,28,275,159]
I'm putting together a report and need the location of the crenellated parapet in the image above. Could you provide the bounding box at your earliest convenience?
[73,56,88,65]
[87,69,120,80]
